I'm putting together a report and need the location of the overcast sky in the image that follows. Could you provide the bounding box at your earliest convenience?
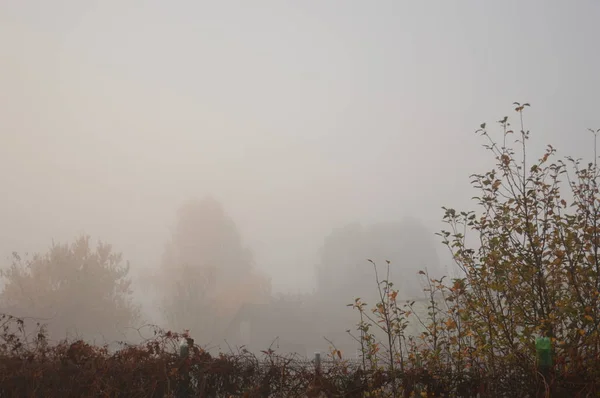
[1,0,599,293]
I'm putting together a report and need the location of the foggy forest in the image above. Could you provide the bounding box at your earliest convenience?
[2,1,600,397]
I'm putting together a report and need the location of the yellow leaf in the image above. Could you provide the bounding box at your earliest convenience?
[445,318,457,330]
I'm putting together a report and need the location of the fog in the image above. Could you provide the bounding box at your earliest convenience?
[1,1,599,355]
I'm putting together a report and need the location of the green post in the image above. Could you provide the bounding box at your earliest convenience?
[535,337,553,369]
[535,337,553,395]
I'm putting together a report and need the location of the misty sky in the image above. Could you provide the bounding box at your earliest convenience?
[1,1,599,293]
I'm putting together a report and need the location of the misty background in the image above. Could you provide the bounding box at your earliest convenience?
[1,1,599,354]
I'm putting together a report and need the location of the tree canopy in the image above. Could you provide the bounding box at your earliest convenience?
[0,235,139,343]
[157,196,270,343]
[316,219,442,305]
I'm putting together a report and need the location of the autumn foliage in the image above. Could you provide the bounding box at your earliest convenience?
[0,313,382,397]
[346,103,600,396]
[0,236,139,344]
[156,197,271,343]
[2,103,600,396]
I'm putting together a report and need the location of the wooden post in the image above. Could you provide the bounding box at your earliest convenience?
[314,352,321,373]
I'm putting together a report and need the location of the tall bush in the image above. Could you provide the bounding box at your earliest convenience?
[350,103,600,396]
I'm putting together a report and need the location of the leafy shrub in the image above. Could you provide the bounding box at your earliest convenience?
[0,313,385,397]
[347,103,600,397]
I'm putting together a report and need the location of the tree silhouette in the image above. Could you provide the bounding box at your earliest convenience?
[157,197,270,344]
[316,219,442,306]
[0,235,139,343]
